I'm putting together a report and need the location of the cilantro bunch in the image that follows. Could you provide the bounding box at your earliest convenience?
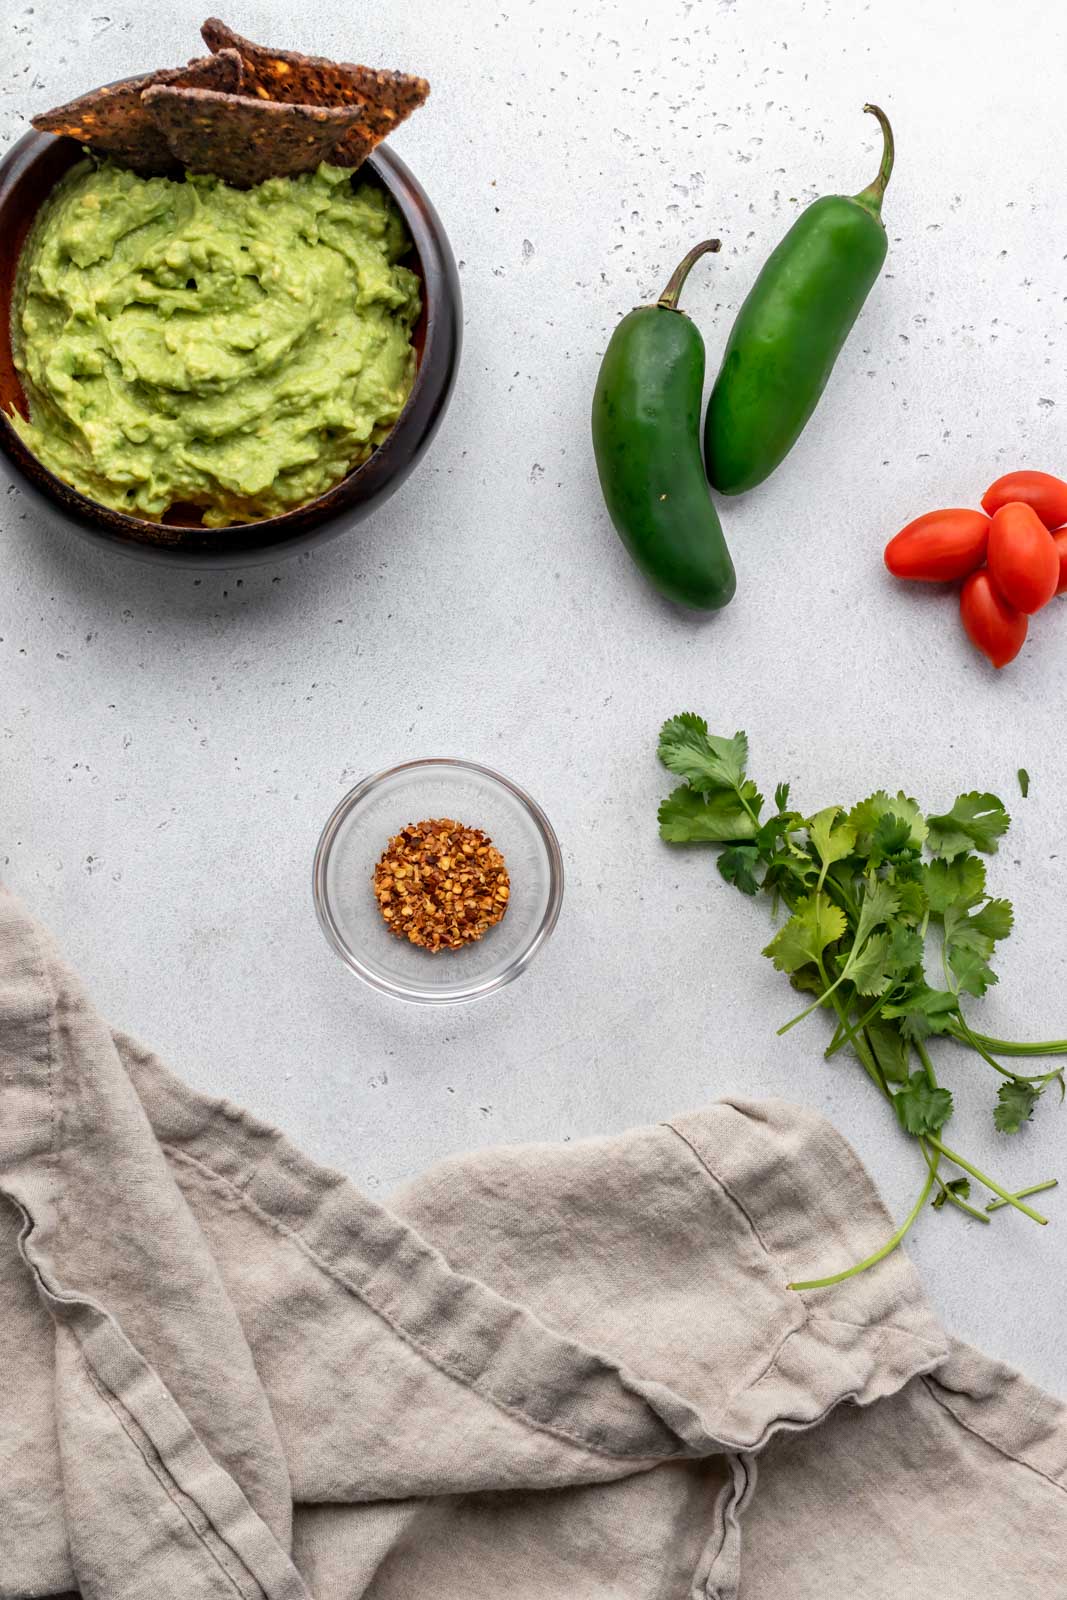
[657,714,1063,1288]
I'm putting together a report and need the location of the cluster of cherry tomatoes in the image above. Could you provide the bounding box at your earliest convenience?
[884,470,1067,668]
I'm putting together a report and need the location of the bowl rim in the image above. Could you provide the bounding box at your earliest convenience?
[0,129,460,564]
[312,758,565,1005]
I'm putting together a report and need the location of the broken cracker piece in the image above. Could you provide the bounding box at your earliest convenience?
[200,17,428,168]
[31,51,243,174]
[142,84,364,188]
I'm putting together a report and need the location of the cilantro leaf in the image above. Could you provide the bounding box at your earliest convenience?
[943,900,1012,958]
[921,855,987,917]
[865,1018,910,1084]
[763,895,847,975]
[718,844,761,896]
[808,806,857,875]
[756,810,806,855]
[994,1079,1039,1134]
[1018,768,1030,799]
[658,718,750,794]
[658,785,759,843]
[845,931,894,995]
[927,792,1010,860]
[889,922,924,972]
[849,791,928,851]
[882,983,960,1041]
[774,781,791,811]
[659,712,708,740]
[942,896,1013,997]
[893,878,929,926]
[762,857,818,911]
[947,944,998,998]
[894,1072,954,1136]
[789,966,827,998]
[852,879,900,947]
[968,898,1014,942]
[871,812,915,861]
[933,1177,971,1211]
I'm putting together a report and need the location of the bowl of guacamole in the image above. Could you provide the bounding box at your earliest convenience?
[0,131,460,564]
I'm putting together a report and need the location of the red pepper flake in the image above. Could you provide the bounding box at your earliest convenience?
[372,818,510,952]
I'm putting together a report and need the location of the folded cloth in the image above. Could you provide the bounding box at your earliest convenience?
[0,887,1063,1599]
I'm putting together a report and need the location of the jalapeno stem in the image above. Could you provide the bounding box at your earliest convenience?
[656,238,721,312]
[854,103,894,217]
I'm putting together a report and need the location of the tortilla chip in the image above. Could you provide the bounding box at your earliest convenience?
[31,51,243,174]
[142,85,365,188]
[200,17,429,167]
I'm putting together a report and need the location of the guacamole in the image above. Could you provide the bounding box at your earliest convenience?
[11,161,421,524]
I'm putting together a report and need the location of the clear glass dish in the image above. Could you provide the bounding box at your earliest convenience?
[313,758,564,1004]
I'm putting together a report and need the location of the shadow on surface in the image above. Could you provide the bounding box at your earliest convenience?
[1,464,417,632]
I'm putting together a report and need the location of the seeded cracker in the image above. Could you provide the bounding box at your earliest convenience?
[29,22,428,188]
[30,51,243,175]
[142,86,365,188]
[200,17,430,168]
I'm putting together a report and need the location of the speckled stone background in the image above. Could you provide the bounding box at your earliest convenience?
[2,1,1065,1393]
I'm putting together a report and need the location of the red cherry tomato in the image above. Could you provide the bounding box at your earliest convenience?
[981,470,1067,530]
[1054,528,1067,596]
[960,571,1028,668]
[883,509,990,582]
[987,502,1060,614]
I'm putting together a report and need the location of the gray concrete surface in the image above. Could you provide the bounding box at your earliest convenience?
[2,0,1065,1394]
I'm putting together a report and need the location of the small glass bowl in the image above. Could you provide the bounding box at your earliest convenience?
[313,759,564,1004]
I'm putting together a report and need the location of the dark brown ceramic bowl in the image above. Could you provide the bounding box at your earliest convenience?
[0,129,461,567]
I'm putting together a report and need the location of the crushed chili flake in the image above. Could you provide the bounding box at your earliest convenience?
[372,818,510,952]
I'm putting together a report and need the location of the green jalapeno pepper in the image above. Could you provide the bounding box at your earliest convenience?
[592,241,736,611]
[704,104,895,496]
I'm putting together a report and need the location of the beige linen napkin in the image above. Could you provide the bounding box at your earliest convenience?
[0,886,1063,1598]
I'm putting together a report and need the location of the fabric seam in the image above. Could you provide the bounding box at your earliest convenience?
[162,1143,667,1465]
[663,1122,813,1400]
[700,1450,748,1600]
[3,930,283,1600]
[737,1322,939,1438]
[663,1120,945,1356]
[79,1351,260,1599]
[921,1374,1067,1497]
[663,1121,779,1264]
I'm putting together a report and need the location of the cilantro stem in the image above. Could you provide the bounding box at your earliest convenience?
[826,1016,848,1056]
[821,874,859,923]
[939,940,959,1000]
[788,1165,936,1291]
[951,1029,1067,1059]
[913,1037,939,1092]
[779,918,879,1037]
[986,1179,1059,1213]
[814,959,891,1097]
[926,1137,1049,1224]
[912,1045,991,1221]
[861,1024,894,1101]
[950,1017,1063,1084]
[777,967,849,1034]
[824,993,886,1059]
[737,784,762,828]
[911,1048,1047,1224]
[918,1136,990,1223]
[949,1192,993,1223]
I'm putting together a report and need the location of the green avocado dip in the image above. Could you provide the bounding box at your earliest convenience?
[10,160,421,525]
